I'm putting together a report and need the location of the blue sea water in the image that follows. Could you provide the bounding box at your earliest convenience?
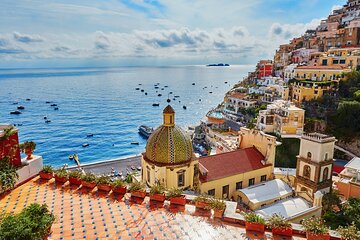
[0,65,252,166]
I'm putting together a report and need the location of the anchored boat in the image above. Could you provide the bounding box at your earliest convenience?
[138,125,154,139]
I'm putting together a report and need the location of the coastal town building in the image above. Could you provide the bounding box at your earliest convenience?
[224,92,257,114]
[256,60,273,79]
[295,133,336,202]
[256,100,305,135]
[335,157,360,199]
[141,105,198,189]
[318,47,360,70]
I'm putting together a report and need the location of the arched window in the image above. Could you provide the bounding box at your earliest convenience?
[323,167,329,181]
[303,165,311,178]
[307,152,312,159]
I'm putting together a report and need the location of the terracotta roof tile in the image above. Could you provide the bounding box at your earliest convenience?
[199,147,270,182]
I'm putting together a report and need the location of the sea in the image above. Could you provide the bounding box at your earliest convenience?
[0,65,253,167]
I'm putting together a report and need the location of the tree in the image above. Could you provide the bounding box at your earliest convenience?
[322,190,342,213]
[344,197,360,230]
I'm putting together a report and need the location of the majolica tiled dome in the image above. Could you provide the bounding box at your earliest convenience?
[145,105,193,165]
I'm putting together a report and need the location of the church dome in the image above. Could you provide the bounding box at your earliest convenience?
[144,105,193,165]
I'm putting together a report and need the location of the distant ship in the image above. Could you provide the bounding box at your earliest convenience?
[138,125,154,139]
[206,63,230,67]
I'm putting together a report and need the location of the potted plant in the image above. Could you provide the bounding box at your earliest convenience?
[244,212,265,233]
[267,214,292,237]
[81,172,97,189]
[193,194,212,209]
[302,217,330,240]
[207,198,226,218]
[68,169,83,185]
[54,168,68,183]
[39,165,54,180]
[0,156,19,193]
[337,224,360,240]
[128,181,146,198]
[149,183,166,202]
[167,187,186,206]
[111,179,127,194]
[96,175,112,192]
[19,141,36,160]
[0,203,55,240]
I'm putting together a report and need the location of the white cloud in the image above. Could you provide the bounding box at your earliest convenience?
[13,32,44,43]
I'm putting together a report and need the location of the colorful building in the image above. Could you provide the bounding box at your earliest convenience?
[335,157,360,199]
[224,92,257,114]
[319,47,360,70]
[256,60,273,79]
[256,100,305,135]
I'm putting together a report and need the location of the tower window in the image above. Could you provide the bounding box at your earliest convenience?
[325,153,328,161]
[303,165,311,179]
[177,170,185,187]
[170,116,173,124]
[323,167,329,181]
[307,152,312,160]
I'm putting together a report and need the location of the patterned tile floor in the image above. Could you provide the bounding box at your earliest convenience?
[0,177,306,240]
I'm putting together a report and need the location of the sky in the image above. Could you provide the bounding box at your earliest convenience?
[0,0,347,68]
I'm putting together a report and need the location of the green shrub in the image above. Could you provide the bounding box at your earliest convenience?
[166,187,183,198]
[244,212,265,224]
[68,169,82,178]
[0,157,19,192]
[19,141,36,152]
[128,181,145,192]
[302,217,329,235]
[111,179,125,188]
[81,172,96,182]
[0,203,55,240]
[337,224,360,240]
[193,194,212,203]
[95,175,111,185]
[149,184,165,195]
[41,165,54,174]
[207,198,226,211]
[267,214,291,229]
[54,168,68,178]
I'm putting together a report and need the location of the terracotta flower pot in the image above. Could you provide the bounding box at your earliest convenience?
[245,222,265,233]
[195,201,209,209]
[272,227,292,237]
[69,177,82,185]
[213,209,224,218]
[306,232,330,240]
[113,186,127,194]
[131,190,146,198]
[25,148,33,160]
[97,184,112,192]
[82,181,96,189]
[150,193,166,202]
[39,171,53,180]
[54,175,68,183]
[170,196,186,206]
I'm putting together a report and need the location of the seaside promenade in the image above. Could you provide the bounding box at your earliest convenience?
[67,155,141,175]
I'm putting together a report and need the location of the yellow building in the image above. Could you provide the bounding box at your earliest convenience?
[198,128,277,199]
[293,65,348,81]
[319,47,360,69]
[257,100,305,135]
[141,105,198,189]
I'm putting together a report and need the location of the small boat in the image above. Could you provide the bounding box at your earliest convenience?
[161,88,164,90]
[174,95,180,98]
[209,92,213,94]
[87,133,94,137]
[135,88,140,90]
[10,111,21,115]
[183,106,187,109]
[145,92,148,95]
[82,143,89,147]
[199,99,201,101]
[45,120,51,123]
[154,86,159,89]
[44,116,47,119]
[158,94,162,97]
[17,106,25,110]
[152,103,160,107]
[131,142,139,145]
[50,104,57,107]
[138,125,154,139]
[169,91,173,94]
[12,102,18,105]
[164,85,168,88]
[54,107,59,110]
[26,98,31,101]
[224,81,228,84]
[141,89,144,92]
[68,155,74,160]
[45,101,51,104]
[138,83,142,85]
[131,166,136,170]
[192,83,195,85]
[137,166,141,171]
[173,98,176,100]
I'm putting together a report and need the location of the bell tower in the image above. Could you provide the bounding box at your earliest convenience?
[295,133,336,201]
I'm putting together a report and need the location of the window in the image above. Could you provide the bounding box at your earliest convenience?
[325,153,328,161]
[333,59,339,64]
[322,59,328,66]
[323,167,329,181]
[177,170,185,187]
[236,181,243,190]
[147,167,151,183]
[208,189,215,196]
[260,175,267,182]
[340,59,346,64]
[303,165,311,178]
[307,152,312,159]
[248,178,255,186]
[170,116,173,124]
[222,185,229,199]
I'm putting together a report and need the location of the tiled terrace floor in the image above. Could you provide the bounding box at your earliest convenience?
[0,177,306,240]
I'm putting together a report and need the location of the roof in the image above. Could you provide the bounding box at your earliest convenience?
[1,176,277,239]
[163,105,175,114]
[295,65,344,70]
[237,179,292,204]
[345,157,360,171]
[256,197,312,219]
[199,147,269,182]
[228,92,247,100]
